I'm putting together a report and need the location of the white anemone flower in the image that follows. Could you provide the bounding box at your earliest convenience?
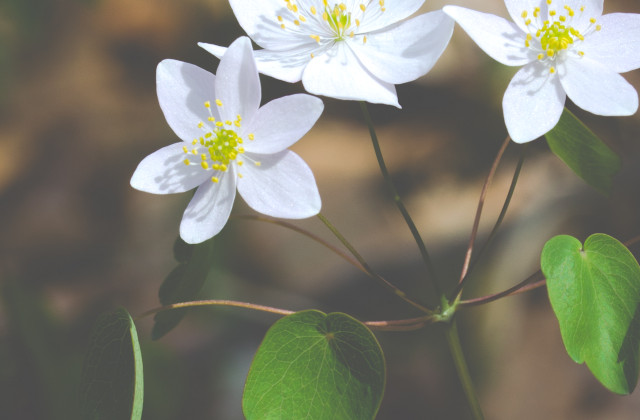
[199,0,454,108]
[131,37,323,244]
[444,0,640,143]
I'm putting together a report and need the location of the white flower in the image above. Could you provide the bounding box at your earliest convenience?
[131,37,323,244]
[199,0,454,108]
[444,0,640,143]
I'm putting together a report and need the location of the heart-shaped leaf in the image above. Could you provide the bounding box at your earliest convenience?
[542,234,640,394]
[545,108,621,195]
[243,310,386,420]
[80,307,144,419]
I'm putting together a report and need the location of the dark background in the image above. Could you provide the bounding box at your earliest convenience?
[1,0,640,418]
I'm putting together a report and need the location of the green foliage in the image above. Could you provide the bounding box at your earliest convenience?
[80,307,144,419]
[542,234,640,394]
[243,310,386,420]
[545,108,621,195]
[152,237,214,340]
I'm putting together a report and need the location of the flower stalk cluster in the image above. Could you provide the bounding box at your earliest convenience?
[127,1,640,418]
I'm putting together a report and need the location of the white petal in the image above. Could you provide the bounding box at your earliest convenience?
[350,11,453,84]
[580,13,640,73]
[199,42,314,83]
[443,6,532,66]
[156,60,219,142]
[356,0,425,33]
[503,61,566,143]
[198,42,226,60]
[180,169,237,243]
[504,0,549,32]
[237,150,321,219]
[130,143,209,194]
[228,0,309,50]
[243,94,324,154]
[215,37,261,124]
[302,42,399,107]
[560,57,638,116]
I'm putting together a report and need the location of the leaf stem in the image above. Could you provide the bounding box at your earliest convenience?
[458,270,545,307]
[455,136,511,297]
[478,147,526,256]
[625,234,640,248]
[456,226,640,308]
[445,320,485,420]
[135,299,295,320]
[359,101,441,297]
[318,213,432,314]
[452,143,526,300]
[232,215,366,272]
[135,299,434,331]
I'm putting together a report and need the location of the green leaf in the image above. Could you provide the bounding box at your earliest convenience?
[545,108,621,195]
[152,238,214,340]
[243,310,386,420]
[80,307,144,419]
[542,234,640,394]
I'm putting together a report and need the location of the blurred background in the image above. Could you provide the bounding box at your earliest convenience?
[2,0,640,418]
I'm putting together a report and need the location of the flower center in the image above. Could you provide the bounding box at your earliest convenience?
[325,3,351,38]
[182,100,257,183]
[520,0,601,74]
[276,0,387,51]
